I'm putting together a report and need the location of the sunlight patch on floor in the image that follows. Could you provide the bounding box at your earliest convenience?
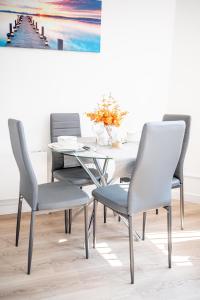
[146,231,199,266]
[173,255,193,266]
[146,230,200,243]
[58,238,68,243]
[96,242,123,267]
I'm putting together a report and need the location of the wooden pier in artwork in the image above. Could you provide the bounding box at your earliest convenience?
[6,15,64,50]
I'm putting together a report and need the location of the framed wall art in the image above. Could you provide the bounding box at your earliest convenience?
[0,0,102,52]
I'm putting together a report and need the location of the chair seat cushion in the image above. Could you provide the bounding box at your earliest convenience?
[172,176,181,188]
[53,167,100,186]
[92,184,129,215]
[37,181,89,211]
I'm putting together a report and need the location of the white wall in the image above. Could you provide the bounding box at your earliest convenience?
[168,0,200,202]
[0,0,176,209]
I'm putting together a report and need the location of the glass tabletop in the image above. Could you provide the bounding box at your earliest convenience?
[49,137,139,160]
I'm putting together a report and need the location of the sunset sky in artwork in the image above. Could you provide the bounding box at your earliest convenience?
[0,0,101,20]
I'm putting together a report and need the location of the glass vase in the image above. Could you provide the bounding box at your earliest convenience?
[92,122,109,146]
[105,125,122,148]
[93,123,122,147]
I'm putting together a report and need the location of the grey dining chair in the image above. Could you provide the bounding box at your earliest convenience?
[50,113,100,234]
[121,114,191,230]
[92,121,185,284]
[162,114,191,229]
[8,119,89,274]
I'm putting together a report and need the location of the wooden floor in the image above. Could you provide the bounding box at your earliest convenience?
[0,201,200,300]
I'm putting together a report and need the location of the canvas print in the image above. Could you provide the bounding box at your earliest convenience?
[0,0,102,52]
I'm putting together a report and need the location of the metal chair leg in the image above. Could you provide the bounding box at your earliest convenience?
[128,215,134,284]
[84,205,89,259]
[93,200,97,248]
[69,209,72,234]
[27,210,35,275]
[142,212,146,241]
[51,174,54,182]
[16,195,23,247]
[64,210,68,234]
[104,205,107,223]
[167,206,172,268]
[180,184,184,230]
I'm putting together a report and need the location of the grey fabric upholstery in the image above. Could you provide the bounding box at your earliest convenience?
[94,177,181,214]
[8,119,38,210]
[50,113,81,172]
[93,121,185,215]
[53,167,100,186]
[38,182,89,210]
[50,113,81,141]
[93,184,129,215]
[163,114,191,184]
[121,114,191,188]
[50,113,99,186]
[128,121,185,214]
[8,119,89,211]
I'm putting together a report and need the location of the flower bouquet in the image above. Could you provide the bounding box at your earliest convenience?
[86,96,127,147]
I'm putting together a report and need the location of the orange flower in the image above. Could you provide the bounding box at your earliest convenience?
[86,97,127,127]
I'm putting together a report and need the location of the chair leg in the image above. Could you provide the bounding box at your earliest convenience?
[180,184,184,230]
[69,209,72,234]
[84,205,89,259]
[128,215,134,284]
[167,206,172,269]
[64,210,68,234]
[51,174,54,182]
[93,200,97,248]
[104,205,107,223]
[142,212,146,241]
[156,209,159,215]
[16,195,23,247]
[27,210,35,275]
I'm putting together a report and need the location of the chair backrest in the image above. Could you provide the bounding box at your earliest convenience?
[8,119,38,210]
[163,114,191,182]
[50,113,81,171]
[128,121,185,215]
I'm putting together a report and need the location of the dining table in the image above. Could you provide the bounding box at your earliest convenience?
[49,137,141,239]
[52,137,139,185]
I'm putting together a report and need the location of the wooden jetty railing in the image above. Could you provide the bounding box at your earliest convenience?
[57,39,64,50]
[6,15,65,50]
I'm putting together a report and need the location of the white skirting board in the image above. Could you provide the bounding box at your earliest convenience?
[0,198,31,215]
